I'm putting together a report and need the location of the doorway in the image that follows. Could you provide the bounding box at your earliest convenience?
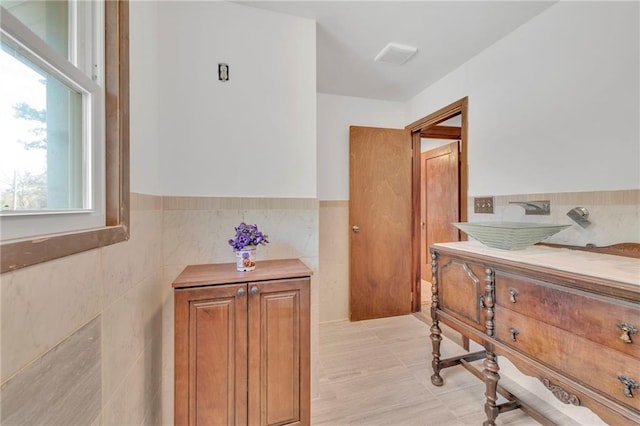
[406,97,468,312]
[420,138,460,305]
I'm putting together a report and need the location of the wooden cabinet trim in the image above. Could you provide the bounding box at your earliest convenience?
[173,258,313,289]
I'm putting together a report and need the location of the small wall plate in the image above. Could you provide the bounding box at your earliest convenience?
[218,63,229,81]
[474,197,494,214]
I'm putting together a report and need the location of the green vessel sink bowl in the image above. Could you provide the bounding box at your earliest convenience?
[453,222,571,250]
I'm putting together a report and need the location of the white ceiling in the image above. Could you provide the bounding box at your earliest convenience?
[238,1,556,101]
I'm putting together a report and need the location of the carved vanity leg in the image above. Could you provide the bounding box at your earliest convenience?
[430,251,444,386]
[482,349,500,426]
[482,267,499,426]
[430,319,444,386]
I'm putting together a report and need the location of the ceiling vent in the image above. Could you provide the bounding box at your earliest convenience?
[374,42,418,65]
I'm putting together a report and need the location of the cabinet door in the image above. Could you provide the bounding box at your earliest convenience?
[175,284,248,426]
[437,254,487,331]
[248,278,310,426]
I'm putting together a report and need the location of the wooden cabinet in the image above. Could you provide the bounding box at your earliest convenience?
[173,259,311,426]
[429,242,640,426]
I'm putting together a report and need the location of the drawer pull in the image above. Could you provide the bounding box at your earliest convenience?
[617,322,637,344]
[508,288,518,304]
[618,375,639,398]
[509,327,519,342]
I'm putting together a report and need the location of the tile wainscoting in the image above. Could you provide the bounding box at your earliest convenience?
[467,189,639,246]
[319,200,350,323]
[1,193,163,425]
[2,194,320,425]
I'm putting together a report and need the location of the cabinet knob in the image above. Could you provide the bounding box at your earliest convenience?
[508,288,518,304]
[617,322,637,344]
[618,375,639,398]
[509,327,519,342]
[250,286,259,295]
[237,287,246,297]
[352,225,360,233]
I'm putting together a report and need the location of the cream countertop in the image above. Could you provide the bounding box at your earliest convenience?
[432,241,640,287]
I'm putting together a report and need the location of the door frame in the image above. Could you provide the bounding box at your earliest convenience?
[405,97,469,312]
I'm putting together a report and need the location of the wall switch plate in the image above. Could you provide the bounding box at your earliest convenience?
[218,63,229,81]
[474,197,494,214]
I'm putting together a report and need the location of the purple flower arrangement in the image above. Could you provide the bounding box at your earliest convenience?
[228,222,269,251]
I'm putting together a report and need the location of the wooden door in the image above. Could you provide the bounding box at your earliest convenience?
[248,278,310,426]
[422,142,460,273]
[349,126,413,321]
[174,284,248,426]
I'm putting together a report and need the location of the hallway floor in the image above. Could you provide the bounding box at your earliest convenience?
[312,314,564,425]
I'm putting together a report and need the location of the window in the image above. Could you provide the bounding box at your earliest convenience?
[0,0,129,273]
[1,0,104,240]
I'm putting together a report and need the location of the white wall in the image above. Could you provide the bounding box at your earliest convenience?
[408,1,640,196]
[317,93,406,200]
[157,2,316,198]
[421,139,454,152]
[129,1,162,195]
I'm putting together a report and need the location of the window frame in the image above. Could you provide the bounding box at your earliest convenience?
[1,0,129,273]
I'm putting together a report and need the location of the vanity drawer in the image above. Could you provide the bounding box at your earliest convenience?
[495,271,640,359]
[495,307,640,410]
[436,255,487,332]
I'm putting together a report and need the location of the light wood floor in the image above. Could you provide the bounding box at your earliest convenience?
[312,314,543,426]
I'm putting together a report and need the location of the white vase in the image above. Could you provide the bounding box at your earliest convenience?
[235,245,256,271]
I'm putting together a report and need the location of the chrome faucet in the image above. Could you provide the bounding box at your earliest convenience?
[508,200,551,215]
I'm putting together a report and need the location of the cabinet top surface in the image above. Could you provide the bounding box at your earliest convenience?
[433,241,640,288]
[172,258,313,289]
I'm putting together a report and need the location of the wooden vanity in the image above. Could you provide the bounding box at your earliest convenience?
[173,259,312,426]
[429,241,640,425]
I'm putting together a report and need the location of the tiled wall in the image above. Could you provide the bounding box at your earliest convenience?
[1,193,163,425]
[1,194,319,425]
[160,196,320,422]
[466,190,640,245]
[319,201,349,322]
[318,190,640,323]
